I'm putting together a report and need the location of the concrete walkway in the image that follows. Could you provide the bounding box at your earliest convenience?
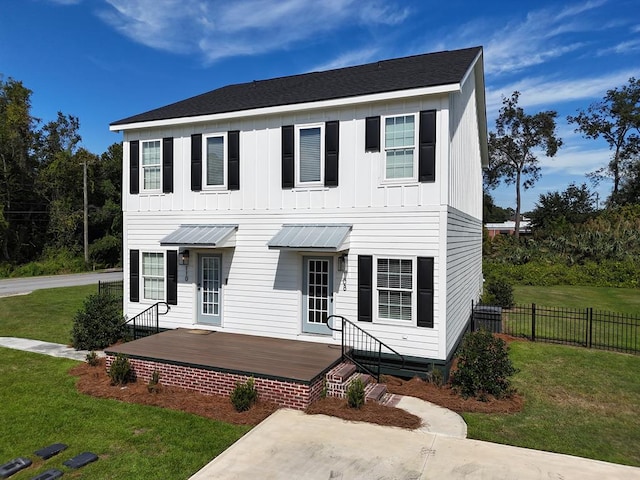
[190,408,640,480]
[0,337,104,361]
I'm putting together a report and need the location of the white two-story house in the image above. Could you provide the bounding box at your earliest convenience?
[110,46,488,376]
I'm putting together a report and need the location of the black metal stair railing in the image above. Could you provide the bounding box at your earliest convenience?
[327,315,405,382]
[124,302,170,340]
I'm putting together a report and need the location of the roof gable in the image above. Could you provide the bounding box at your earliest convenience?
[111,46,482,127]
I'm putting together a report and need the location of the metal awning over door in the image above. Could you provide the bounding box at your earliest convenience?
[160,224,238,248]
[267,224,351,252]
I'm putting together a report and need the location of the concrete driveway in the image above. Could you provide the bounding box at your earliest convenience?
[0,271,122,297]
[190,409,640,480]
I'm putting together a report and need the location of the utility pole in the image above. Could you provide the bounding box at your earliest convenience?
[83,158,89,265]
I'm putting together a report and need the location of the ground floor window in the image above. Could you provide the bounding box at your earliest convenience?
[142,252,164,300]
[376,258,413,321]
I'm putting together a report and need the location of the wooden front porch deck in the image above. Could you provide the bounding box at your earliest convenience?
[105,328,344,384]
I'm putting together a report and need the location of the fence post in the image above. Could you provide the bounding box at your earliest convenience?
[531,303,536,342]
[588,307,593,349]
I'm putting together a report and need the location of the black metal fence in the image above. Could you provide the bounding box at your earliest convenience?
[98,280,123,302]
[124,302,169,340]
[472,302,640,355]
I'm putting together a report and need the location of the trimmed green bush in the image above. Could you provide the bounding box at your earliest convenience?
[346,377,365,409]
[85,350,99,366]
[230,377,258,412]
[71,293,125,350]
[451,330,517,400]
[108,353,132,386]
[484,278,514,308]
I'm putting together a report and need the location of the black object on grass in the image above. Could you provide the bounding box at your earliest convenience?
[34,444,68,460]
[62,452,98,469]
[0,457,32,479]
[29,469,63,480]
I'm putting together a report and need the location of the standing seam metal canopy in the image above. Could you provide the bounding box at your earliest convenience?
[160,225,238,247]
[268,224,352,251]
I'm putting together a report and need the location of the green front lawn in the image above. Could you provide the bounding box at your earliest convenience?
[464,341,640,466]
[514,285,640,314]
[0,348,249,480]
[0,284,95,344]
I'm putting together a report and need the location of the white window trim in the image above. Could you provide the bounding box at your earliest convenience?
[141,139,162,193]
[295,123,325,187]
[141,251,165,302]
[381,113,418,184]
[373,255,416,325]
[202,132,228,190]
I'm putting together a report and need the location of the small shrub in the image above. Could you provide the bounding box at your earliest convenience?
[85,351,99,366]
[485,279,514,308]
[346,377,365,409]
[147,370,160,393]
[451,330,517,400]
[427,365,444,387]
[230,377,258,412]
[71,293,125,350]
[108,354,132,386]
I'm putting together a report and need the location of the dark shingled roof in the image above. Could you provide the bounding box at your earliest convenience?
[111,46,482,127]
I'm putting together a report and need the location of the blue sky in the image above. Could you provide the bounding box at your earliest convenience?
[1,0,639,212]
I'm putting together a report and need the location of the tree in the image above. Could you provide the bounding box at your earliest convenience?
[568,78,640,206]
[528,183,596,233]
[483,191,513,223]
[486,92,562,238]
[0,76,44,262]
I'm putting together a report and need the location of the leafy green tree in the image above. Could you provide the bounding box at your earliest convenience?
[568,77,640,206]
[486,92,562,238]
[0,76,44,262]
[483,191,513,223]
[529,183,596,234]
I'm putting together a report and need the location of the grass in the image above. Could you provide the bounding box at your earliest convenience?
[0,348,250,480]
[514,285,640,314]
[0,284,95,344]
[464,341,640,467]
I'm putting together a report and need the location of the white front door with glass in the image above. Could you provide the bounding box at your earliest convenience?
[303,257,332,334]
[198,254,222,325]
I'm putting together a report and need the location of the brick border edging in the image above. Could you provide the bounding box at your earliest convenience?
[105,354,324,410]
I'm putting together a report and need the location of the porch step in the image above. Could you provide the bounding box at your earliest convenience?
[326,362,357,383]
[365,382,387,402]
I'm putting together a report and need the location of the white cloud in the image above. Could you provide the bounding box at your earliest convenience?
[597,38,640,56]
[540,145,610,175]
[486,69,637,114]
[98,0,410,64]
[309,48,381,72]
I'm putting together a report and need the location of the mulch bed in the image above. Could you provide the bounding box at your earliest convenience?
[71,335,525,429]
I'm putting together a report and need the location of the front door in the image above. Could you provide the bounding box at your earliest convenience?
[198,254,222,325]
[303,257,332,334]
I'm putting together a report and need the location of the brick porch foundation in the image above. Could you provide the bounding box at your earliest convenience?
[105,354,325,410]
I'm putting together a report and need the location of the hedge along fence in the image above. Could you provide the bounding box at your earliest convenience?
[472,303,640,355]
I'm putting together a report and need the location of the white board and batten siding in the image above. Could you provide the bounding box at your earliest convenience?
[123,84,484,362]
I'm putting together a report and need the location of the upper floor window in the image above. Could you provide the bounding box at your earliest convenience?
[377,257,413,321]
[297,124,324,186]
[205,134,226,188]
[142,252,164,301]
[142,140,161,190]
[384,115,416,180]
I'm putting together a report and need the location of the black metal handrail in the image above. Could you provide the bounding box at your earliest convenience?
[327,315,405,382]
[125,302,170,340]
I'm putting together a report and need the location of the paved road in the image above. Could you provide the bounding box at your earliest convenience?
[0,271,123,297]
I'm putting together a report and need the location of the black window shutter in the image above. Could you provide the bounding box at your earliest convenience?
[419,110,436,182]
[162,137,173,193]
[365,116,380,152]
[191,134,202,191]
[129,140,139,194]
[281,125,294,188]
[228,130,240,190]
[167,250,178,305]
[358,255,373,322]
[130,249,139,302]
[417,256,434,328]
[324,121,339,187]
